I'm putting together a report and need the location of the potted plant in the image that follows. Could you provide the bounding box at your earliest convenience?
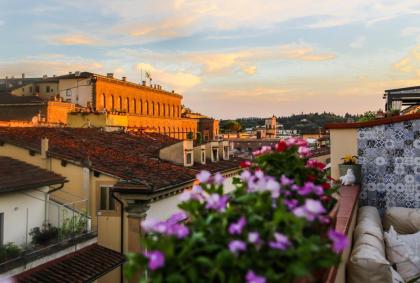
[125,138,348,283]
[339,155,361,184]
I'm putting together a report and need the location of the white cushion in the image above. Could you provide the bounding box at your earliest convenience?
[384,226,420,282]
[383,207,420,234]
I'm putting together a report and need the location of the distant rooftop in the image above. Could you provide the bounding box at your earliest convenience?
[13,244,124,283]
[0,156,66,193]
[0,128,240,192]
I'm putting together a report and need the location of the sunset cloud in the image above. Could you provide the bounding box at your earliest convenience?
[135,63,201,90]
[394,45,420,75]
[52,35,98,46]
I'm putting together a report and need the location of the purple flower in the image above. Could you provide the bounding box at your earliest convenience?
[293,199,326,221]
[141,219,158,232]
[240,170,252,181]
[168,224,189,239]
[246,270,266,283]
[248,232,261,245]
[228,216,247,235]
[205,194,229,212]
[229,240,246,254]
[269,232,291,250]
[166,212,188,225]
[266,179,281,198]
[179,185,203,202]
[213,172,225,185]
[284,199,298,210]
[328,229,349,253]
[298,182,314,196]
[197,170,211,183]
[144,250,165,270]
[280,175,293,186]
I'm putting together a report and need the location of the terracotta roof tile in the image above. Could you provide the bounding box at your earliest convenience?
[13,244,124,283]
[0,156,66,193]
[0,128,240,191]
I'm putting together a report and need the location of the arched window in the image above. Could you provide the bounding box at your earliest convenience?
[140,99,143,114]
[118,96,122,110]
[101,94,106,110]
[126,97,130,113]
[178,106,181,117]
[110,95,115,110]
[163,103,166,116]
[157,103,161,116]
[158,126,161,133]
[172,105,175,117]
[133,99,137,114]
[146,101,149,115]
[152,102,155,115]
[177,127,180,139]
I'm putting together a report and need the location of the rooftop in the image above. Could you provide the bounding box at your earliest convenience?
[325,112,420,129]
[0,156,67,193]
[0,128,240,192]
[13,244,124,283]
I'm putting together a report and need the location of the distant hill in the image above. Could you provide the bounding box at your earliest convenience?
[220,112,358,134]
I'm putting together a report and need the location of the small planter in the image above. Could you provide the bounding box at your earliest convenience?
[338,164,361,185]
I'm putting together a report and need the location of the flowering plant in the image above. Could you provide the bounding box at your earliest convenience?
[341,155,358,165]
[125,138,348,283]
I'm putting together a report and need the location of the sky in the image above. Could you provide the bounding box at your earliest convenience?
[0,0,420,119]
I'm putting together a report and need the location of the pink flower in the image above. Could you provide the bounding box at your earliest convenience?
[306,159,326,170]
[228,216,247,235]
[197,170,211,183]
[298,146,311,158]
[144,250,165,270]
[246,271,266,283]
[328,229,349,253]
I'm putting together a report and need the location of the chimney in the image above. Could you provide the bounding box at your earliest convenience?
[142,80,146,86]
[41,137,49,159]
[122,76,126,81]
[69,72,72,75]
[22,73,25,79]
[107,73,114,79]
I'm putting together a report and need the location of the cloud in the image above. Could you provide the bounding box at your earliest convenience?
[241,65,257,75]
[51,34,99,45]
[394,45,420,75]
[0,56,104,77]
[350,36,366,49]
[188,44,335,74]
[135,63,201,90]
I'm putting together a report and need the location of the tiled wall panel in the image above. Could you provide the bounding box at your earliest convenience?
[358,119,420,213]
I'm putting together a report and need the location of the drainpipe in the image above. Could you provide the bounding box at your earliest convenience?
[45,182,65,224]
[111,191,124,283]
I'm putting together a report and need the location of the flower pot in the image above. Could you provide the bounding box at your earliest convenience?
[338,164,361,185]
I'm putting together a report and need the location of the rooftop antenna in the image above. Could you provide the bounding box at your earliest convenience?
[145,70,152,86]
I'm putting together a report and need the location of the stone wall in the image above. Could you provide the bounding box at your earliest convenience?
[358,119,420,212]
[47,101,75,124]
